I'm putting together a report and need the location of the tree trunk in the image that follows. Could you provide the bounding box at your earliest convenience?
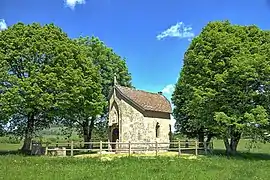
[230,133,241,155]
[206,134,213,143]
[224,138,231,155]
[83,118,95,149]
[223,132,241,156]
[21,114,35,154]
[206,134,213,148]
[198,131,204,147]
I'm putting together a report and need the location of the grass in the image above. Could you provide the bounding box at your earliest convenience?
[0,139,269,180]
[0,155,270,180]
[0,143,21,151]
[213,139,270,154]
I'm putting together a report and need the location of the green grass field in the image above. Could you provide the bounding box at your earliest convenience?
[0,155,270,180]
[0,143,21,151]
[0,139,269,180]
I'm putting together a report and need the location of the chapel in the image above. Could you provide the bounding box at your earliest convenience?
[108,79,172,150]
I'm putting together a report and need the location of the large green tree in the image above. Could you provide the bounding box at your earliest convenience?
[0,23,104,152]
[71,36,132,143]
[172,21,270,155]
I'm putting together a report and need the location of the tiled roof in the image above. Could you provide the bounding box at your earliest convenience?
[115,85,172,113]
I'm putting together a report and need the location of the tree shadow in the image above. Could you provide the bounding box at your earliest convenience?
[211,149,270,161]
[0,150,24,156]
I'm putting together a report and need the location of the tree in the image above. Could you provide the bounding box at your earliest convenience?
[70,36,132,144]
[0,23,104,152]
[172,21,270,155]
[0,123,5,136]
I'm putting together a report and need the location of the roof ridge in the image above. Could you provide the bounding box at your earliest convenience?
[116,85,163,96]
[115,84,172,113]
[162,94,172,106]
[115,85,146,112]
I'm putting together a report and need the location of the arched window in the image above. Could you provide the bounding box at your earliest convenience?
[156,122,160,138]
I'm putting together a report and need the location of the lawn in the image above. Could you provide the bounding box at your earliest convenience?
[0,143,21,151]
[0,139,269,180]
[213,139,270,154]
[0,155,270,180]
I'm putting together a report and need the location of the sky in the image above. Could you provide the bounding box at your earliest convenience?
[1,0,270,129]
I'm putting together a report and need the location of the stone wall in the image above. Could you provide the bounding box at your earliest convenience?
[120,100,145,143]
[143,117,171,150]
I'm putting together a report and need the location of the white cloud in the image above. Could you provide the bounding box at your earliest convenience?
[156,22,194,41]
[162,84,175,95]
[0,19,7,31]
[64,0,86,10]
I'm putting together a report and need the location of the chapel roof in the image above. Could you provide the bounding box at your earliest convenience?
[115,85,172,113]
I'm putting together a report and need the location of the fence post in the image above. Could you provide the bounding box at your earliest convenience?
[195,140,198,156]
[185,140,189,148]
[108,139,111,152]
[116,139,119,153]
[56,141,58,148]
[129,141,131,156]
[71,141,74,157]
[45,142,49,156]
[30,139,33,152]
[99,141,102,155]
[178,140,181,157]
[155,141,158,156]
[204,141,207,155]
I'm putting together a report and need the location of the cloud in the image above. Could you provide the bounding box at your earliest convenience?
[0,19,7,31]
[156,22,195,41]
[64,0,86,10]
[162,84,175,95]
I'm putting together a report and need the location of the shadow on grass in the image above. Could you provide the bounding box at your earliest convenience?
[211,149,270,161]
[0,150,24,156]
[169,149,270,161]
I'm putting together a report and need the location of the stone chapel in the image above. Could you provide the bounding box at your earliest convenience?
[107,79,172,151]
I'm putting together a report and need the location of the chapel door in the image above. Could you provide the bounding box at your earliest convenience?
[111,127,119,150]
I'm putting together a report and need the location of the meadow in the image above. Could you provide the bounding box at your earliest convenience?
[1,155,270,180]
[0,139,270,180]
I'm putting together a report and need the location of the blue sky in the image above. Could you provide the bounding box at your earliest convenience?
[1,0,270,129]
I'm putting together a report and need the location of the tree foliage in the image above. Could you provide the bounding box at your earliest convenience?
[0,23,104,152]
[172,21,270,154]
[69,36,132,144]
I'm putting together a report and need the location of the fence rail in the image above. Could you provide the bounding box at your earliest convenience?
[32,140,213,157]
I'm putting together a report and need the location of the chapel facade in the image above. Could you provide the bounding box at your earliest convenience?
[107,81,172,151]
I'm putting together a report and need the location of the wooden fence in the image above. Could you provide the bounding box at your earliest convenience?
[39,140,213,157]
